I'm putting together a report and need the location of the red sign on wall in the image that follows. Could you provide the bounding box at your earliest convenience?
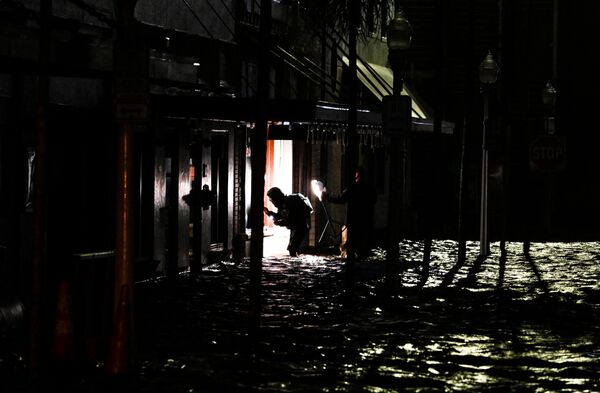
[529,135,566,173]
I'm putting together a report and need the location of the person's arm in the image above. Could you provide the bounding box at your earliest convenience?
[325,188,349,204]
[264,207,288,226]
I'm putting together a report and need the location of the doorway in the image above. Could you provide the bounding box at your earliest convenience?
[263,139,294,257]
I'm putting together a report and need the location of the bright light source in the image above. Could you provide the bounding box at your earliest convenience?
[193,62,200,67]
[311,179,325,201]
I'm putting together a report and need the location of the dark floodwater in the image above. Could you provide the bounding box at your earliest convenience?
[134,241,600,392]
[2,241,600,392]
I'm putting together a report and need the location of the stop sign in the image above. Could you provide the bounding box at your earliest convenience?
[529,135,566,172]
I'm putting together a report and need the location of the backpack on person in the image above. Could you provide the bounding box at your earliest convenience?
[292,193,313,218]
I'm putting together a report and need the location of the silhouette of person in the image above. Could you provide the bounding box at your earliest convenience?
[323,166,377,259]
[264,187,313,257]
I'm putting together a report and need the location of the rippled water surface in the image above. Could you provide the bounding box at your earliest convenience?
[133,241,600,392]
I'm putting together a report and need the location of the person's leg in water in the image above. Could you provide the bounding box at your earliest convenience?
[288,227,307,257]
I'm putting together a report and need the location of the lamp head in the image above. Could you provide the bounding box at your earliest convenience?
[479,51,500,84]
[387,9,413,52]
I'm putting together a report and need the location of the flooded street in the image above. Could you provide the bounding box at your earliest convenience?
[134,240,600,392]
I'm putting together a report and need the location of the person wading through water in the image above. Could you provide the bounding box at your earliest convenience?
[264,187,313,257]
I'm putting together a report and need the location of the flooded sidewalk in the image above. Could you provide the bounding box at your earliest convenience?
[134,240,600,392]
[3,240,600,392]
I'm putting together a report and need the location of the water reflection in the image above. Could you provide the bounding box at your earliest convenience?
[133,240,600,392]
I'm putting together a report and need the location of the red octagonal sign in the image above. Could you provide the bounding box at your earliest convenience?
[529,135,566,173]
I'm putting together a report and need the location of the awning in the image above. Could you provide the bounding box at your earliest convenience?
[342,56,429,120]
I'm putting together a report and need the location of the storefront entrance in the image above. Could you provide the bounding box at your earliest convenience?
[263,139,294,257]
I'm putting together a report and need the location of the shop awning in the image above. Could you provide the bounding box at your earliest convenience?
[342,56,429,120]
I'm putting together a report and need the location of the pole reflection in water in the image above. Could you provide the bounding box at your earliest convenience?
[134,242,600,391]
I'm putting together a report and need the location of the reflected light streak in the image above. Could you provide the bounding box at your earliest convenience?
[359,343,386,360]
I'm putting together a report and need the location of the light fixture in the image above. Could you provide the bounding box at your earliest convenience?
[310,179,335,245]
[386,10,413,52]
[311,179,325,201]
[479,51,500,84]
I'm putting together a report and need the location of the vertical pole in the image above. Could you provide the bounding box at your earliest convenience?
[384,86,401,291]
[455,116,468,266]
[393,68,403,94]
[249,0,271,338]
[320,7,327,101]
[108,0,142,376]
[552,0,558,81]
[384,32,411,290]
[479,89,489,256]
[114,120,134,299]
[346,0,359,269]
[190,142,203,274]
[456,0,476,270]
[30,0,51,380]
[166,130,180,279]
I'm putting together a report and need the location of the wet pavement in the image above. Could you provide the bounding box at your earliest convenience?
[3,240,600,392]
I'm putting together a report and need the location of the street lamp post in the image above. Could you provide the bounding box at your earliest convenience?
[542,81,557,236]
[478,51,499,257]
[542,81,557,134]
[385,9,412,288]
[387,9,412,96]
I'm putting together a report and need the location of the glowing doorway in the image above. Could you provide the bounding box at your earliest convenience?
[263,139,294,257]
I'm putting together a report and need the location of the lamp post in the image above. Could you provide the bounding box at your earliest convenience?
[478,51,499,257]
[542,81,557,134]
[385,8,412,288]
[541,81,558,236]
[387,9,413,96]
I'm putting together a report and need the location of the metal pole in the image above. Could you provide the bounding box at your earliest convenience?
[346,0,359,263]
[384,52,410,290]
[107,0,144,376]
[479,88,489,256]
[30,0,52,379]
[317,200,333,244]
[248,0,271,338]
